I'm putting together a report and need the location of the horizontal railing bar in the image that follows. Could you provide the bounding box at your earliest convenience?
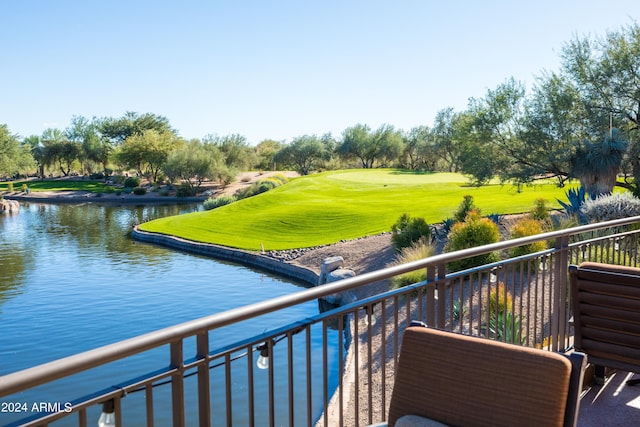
[4,365,177,427]
[2,216,639,402]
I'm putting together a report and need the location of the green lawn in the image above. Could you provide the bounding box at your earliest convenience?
[0,179,112,192]
[140,169,575,251]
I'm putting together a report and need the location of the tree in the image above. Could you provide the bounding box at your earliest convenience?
[0,125,33,178]
[203,134,256,171]
[116,130,178,182]
[66,115,111,175]
[432,108,464,172]
[571,130,627,197]
[255,139,284,171]
[163,139,221,192]
[516,73,586,187]
[99,112,174,145]
[561,23,640,194]
[274,135,330,175]
[23,135,45,179]
[337,123,402,168]
[41,128,81,176]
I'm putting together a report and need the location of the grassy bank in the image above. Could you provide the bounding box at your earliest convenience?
[0,179,112,193]
[140,169,573,251]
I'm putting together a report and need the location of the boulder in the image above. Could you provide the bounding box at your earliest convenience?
[0,199,19,214]
[318,256,356,305]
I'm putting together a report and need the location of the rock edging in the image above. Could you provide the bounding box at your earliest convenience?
[131,226,319,286]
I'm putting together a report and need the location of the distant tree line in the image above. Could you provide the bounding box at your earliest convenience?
[1,23,639,197]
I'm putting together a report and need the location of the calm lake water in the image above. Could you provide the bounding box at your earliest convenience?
[0,202,338,426]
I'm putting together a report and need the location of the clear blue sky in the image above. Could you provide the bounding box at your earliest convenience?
[1,1,637,144]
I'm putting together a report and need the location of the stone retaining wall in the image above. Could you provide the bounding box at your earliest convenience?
[131,227,319,286]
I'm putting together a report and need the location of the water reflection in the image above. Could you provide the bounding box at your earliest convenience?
[0,201,338,426]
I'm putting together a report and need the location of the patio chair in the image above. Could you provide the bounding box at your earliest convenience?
[569,262,640,385]
[373,325,586,427]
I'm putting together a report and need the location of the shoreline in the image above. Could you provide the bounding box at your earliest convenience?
[2,191,207,205]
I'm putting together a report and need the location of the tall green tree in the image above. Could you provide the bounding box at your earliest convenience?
[41,128,80,176]
[23,135,45,179]
[66,115,111,175]
[401,125,436,170]
[560,23,640,194]
[203,133,256,171]
[432,108,464,173]
[255,139,284,171]
[338,123,402,168]
[455,79,524,185]
[163,139,221,192]
[116,130,178,182]
[99,112,174,145]
[274,135,330,175]
[0,125,33,178]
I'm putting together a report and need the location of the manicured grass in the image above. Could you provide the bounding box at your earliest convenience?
[140,169,575,251]
[0,179,112,192]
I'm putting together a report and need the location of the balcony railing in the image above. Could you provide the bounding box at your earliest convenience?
[2,216,640,427]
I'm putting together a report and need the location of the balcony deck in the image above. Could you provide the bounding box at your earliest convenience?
[1,216,640,426]
[579,370,640,426]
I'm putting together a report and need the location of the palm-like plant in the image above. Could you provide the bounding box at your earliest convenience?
[570,129,627,198]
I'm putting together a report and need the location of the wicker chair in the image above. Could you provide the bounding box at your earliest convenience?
[372,325,586,427]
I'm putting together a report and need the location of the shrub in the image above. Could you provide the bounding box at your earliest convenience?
[132,187,147,195]
[509,218,547,258]
[269,174,289,185]
[391,213,431,252]
[176,185,196,198]
[453,195,479,223]
[203,195,236,210]
[257,180,277,193]
[123,176,141,188]
[445,210,500,272]
[529,198,549,221]
[389,240,436,289]
[489,282,513,315]
[580,191,640,223]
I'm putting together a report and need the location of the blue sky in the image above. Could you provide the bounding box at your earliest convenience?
[1,1,637,144]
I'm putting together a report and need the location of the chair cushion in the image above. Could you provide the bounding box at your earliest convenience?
[395,414,451,427]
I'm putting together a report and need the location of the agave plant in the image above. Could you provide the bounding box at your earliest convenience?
[557,186,587,222]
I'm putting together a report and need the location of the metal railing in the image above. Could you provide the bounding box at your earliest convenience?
[2,216,640,427]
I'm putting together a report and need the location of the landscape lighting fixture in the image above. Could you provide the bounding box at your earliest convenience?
[97,399,116,427]
[256,342,270,370]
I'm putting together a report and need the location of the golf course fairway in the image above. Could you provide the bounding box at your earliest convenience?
[139,169,573,251]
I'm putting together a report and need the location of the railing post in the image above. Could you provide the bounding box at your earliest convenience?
[436,262,447,329]
[196,332,211,427]
[170,340,186,427]
[552,235,570,351]
[426,265,436,326]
